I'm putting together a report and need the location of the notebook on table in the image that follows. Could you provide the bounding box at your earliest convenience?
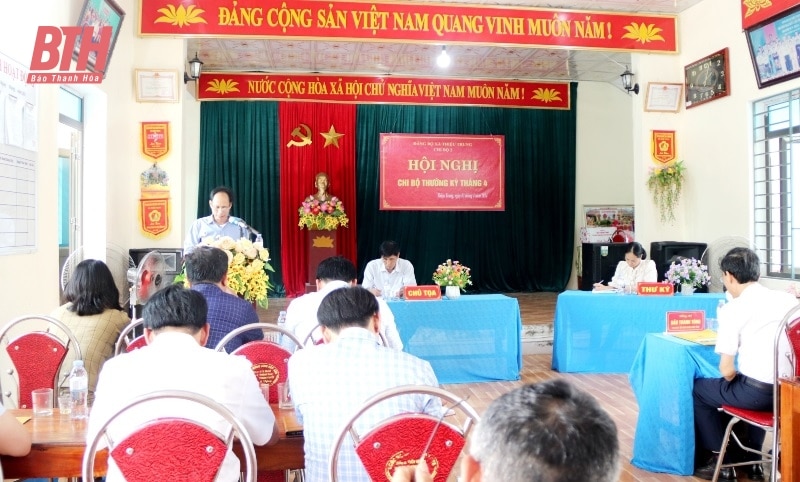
[668,329,717,346]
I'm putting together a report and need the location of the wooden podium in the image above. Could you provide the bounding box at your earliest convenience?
[306,229,338,292]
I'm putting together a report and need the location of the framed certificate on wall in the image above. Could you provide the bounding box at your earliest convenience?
[644,82,682,112]
[135,70,180,103]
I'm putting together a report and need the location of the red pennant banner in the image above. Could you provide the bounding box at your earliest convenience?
[139,197,170,237]
[651,130,676,164]
[140,122,170,161]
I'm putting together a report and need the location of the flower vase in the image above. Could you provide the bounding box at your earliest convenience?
[680,283,695,296]
[445,285,461,300]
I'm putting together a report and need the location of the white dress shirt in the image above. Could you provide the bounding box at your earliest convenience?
[87,332,275,482]
[716,283,798,383]
[362,258,417,294]
[609,259,657,288]
[283,280,403,350]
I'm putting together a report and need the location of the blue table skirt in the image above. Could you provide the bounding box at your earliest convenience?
[387,294,522,384]
[552,290,724,373]
[629,333,720,475]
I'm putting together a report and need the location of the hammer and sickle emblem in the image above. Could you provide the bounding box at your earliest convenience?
[286,123,313,148]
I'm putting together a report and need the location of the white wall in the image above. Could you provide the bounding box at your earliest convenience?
[634,0,800,289]
[569,81,634,287]
[0,0,187,320]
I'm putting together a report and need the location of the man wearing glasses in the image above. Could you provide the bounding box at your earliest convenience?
[184,186,252,253]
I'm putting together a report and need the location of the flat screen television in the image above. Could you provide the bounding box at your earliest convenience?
[745,4,800,89]
[649,241,707,284]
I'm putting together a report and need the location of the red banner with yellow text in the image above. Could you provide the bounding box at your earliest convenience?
[139,0,676,52]
[199,73,569,109]
[742,0,798,29]
[380,134,504,211]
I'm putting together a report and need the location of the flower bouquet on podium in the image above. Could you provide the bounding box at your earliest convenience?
[177,236,273,309]
[298,196,349,231]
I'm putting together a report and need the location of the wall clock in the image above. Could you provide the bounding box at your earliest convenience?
[684,48,730,108]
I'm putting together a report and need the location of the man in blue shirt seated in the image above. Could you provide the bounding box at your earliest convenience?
[184,186,252,253]
[184,245,263,351]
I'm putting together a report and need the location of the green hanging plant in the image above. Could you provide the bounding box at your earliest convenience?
[646,160,685,223]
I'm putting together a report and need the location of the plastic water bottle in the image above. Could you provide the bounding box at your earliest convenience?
[277,310,287,327]
[707,299,725,331]
[383,283,392,300]
[69,360,89,420]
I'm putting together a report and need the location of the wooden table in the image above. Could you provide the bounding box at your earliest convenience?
[0,406,304,478]
[781,377,800,482]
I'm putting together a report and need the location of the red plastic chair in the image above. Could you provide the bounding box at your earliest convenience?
[216,323,305,482]
[83,389,258,482]
[0,315,83,409]
[114,318,147,356]
[302,323,326,346]
[328,385,480,482]
[712,303,800,482]
[214,323,303,404]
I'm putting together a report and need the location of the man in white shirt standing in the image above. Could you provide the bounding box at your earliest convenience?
[362,240,417,299]
[284,256,402,350]
[87,285,278,482]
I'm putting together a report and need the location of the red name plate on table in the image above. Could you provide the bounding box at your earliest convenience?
[666,311,705,332]
[637,282,674,296]
[404,285,442,301]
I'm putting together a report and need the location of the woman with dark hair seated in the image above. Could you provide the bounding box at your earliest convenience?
[51,259,130,404]
[593,242,657,292]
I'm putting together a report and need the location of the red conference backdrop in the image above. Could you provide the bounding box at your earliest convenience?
[279,102,357,297]
[379,134,505,211]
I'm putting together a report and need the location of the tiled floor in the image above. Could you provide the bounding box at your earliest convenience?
[442,354,706,482]
[263,293,772,481]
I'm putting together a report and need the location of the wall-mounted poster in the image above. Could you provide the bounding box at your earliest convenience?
[580,205,635,243]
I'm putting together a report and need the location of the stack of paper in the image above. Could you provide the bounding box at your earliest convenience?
[668,329,717,345]
[591,288,622,294]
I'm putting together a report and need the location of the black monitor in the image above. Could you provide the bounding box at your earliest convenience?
[649,241,708,283]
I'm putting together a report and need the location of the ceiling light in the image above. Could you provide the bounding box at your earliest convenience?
[184,52,204,84]
[620,66,639,95]
[437,46,451,68]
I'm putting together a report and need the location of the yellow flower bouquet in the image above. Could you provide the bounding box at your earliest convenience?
[432,259,472,290]
[181,236,274,309]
